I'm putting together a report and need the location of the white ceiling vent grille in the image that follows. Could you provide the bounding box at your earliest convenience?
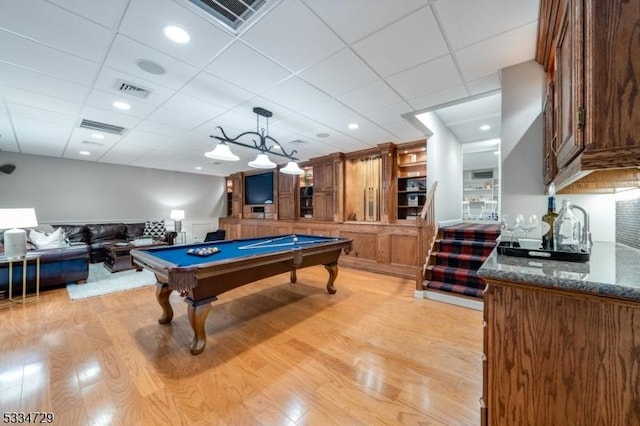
[79,119,126,135]
[114,79,151,99]
[187,0,267,30]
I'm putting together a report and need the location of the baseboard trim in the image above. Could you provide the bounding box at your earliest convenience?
[414,290,424,299]
[423,290,484,311]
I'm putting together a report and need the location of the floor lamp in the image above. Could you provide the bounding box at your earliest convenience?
[0,208,38,259]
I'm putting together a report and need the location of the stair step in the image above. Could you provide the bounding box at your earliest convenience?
[425,280,484,299]
[433,252,487,269]
[426,265,486,289]
[440,223,501,243]
[436,239,496,256]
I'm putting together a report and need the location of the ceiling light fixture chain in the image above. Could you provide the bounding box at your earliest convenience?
[205,107,304,175]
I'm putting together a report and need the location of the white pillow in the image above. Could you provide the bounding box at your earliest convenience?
[29,228,69,249]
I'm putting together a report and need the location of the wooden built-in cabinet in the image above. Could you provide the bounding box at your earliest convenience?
[538,0,640,193]
[483,278,640,425]
[220,140,429,281]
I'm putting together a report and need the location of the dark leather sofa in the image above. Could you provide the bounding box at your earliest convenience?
[54,222,177,263]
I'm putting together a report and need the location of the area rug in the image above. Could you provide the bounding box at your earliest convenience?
[66,263,156,300]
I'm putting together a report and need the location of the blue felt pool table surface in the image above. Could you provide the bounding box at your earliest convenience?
[137,234,344,267]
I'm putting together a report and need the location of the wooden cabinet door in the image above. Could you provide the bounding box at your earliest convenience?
[543,81,557,184]
[277,172,296,220]
[554,0,584,169]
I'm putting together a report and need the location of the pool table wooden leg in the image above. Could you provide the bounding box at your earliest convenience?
[324,262,338,294]
[156,283,174,324]
[187,302,212,355]
[290,268,297,283]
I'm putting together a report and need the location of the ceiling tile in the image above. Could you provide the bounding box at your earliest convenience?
[136,120,185,138]
[47,0,129,29]
[0,1,114,63]
[407,85,470,110]
[119,0,234,68]
[242,0,345,72]
[206,42,291,94]
[467,73,502,95]
[456,22,538,81]
[85,89,157,118]
[2,86,82,117]
[0,62,89,103]
[162,93,227,120]
[147,107,207,130]
[387,55,462,100]
[382,120,426,142]
[0,30,99,86]
[12,117,70,156]
[182,72,254,109]
[303,0,429,44]
[352,7,448,77]
[261,77,333,112]
[434,0,538,49]
[7,103,76,127]
[0,108,19,152]
[103,35,200,90]
[363,102,414,126]
[300,99,356,124]
[326,116,396,146]
[299,49,378,96]
[337,80,403,113]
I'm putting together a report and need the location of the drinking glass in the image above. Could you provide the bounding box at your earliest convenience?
[521,214,538,239]
[514,214,525,239]
[500,214,517,247]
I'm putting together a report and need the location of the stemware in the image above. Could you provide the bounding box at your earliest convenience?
[500,214,517,247]
[521,214,538,239]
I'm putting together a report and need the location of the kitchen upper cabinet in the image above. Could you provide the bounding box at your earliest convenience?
[553,0,583,170]
[543,80,557,185]
[537,0,640,193]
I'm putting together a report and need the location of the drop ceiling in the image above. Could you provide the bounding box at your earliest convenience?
[0,0,539,176]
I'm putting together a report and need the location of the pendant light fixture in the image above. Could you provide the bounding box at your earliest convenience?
[205,107,304,175]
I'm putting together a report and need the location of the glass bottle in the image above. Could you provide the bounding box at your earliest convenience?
[554,199,581,252]
[541,184,558,250]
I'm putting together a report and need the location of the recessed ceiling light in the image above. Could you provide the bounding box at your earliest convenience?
[79,150,91,156]
[136,59,166,75]
[91,133,104,139]
[348,123,359,130]
[480,124,491,131]
[163,25,190,44]
[316,132,330,138]
[195,166,203,170]
[113,101,130,110]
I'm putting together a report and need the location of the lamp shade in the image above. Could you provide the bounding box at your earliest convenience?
[0,208,38,229]
[280,161,304,175]
[248,154,276,169]
[204,142,239,161]
[170,209,185,220]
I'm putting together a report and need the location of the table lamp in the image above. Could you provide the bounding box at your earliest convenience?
[0,208,38,259]
[170,209,185,233]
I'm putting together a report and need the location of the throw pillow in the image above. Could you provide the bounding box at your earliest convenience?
[143,220,166,240]
[29,228,70,249]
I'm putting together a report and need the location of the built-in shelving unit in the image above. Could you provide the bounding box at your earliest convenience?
[397,142,427,220]
[462,169,499,220]
[298,166,313,218]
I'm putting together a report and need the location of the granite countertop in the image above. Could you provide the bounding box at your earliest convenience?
[478,241,640,302]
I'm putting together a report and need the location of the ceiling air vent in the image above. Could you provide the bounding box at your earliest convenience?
[79,119,126,135]
[187,0,267,30]
[114,79,151,99]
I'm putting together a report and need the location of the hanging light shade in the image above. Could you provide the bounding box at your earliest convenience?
[248,153,276,169]
[280,161,304,175]
[208,107,302,170]
[204,142,239,161]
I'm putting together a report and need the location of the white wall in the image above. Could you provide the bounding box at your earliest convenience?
[0,153,226,242]
[500,61,615,242]
[423,112,463,223]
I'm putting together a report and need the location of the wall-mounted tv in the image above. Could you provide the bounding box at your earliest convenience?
[244,172,274,205]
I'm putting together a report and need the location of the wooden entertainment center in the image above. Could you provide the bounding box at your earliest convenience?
[219,140,436,283]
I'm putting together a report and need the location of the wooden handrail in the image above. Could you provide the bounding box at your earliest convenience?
[416,181,438,292]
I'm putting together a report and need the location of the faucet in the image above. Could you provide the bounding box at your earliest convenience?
[570,204,592,251]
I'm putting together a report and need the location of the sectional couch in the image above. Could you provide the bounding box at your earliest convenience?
[0,222,176,296]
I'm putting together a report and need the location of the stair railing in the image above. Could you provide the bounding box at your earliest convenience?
[416,180,438,292]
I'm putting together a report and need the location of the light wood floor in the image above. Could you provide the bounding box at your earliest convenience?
[0,266,483,425]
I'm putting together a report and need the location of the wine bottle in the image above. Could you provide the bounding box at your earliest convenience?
[541,184,558,250]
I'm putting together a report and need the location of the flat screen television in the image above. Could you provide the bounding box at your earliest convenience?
[244,172,274,205]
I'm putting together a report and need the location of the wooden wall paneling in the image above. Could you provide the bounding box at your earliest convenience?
[344,158,363,221]
[390,234,418,266]
[339,231,377,261]
[380,143,396,224]
[277,172,296,220]
[376,232,390,264]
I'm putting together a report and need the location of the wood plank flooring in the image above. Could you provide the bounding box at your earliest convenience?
[0,266,483,425]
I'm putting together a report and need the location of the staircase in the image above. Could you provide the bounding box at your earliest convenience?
[424,223,500,299]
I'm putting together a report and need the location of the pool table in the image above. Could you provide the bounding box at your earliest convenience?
[130,234,352,355]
